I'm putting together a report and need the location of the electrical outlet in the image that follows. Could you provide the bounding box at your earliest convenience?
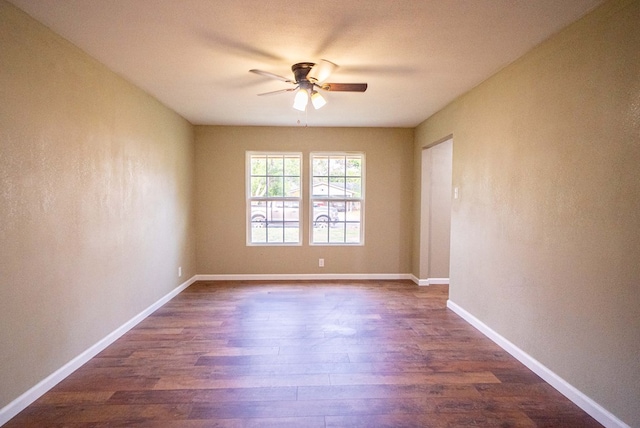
[319,258,324,267]
[178,266,182,277]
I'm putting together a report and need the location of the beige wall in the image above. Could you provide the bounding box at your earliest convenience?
[0,1,196,409]
[195,126,414,276]
[414,0,640,425]
[2,0,638,424]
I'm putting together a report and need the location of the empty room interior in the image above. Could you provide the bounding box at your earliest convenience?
[1,0,639,426]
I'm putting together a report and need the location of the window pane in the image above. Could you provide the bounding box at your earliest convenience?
[250,201,267,223]
[329,156,345,177]
[251,227,266,243]
[329,222,346,243]
[251,177,267,197]
[267,176,284,197]
[346,156,361,176]
[329,177,346,196]
[312,222,329,243]
[250,200,267,243]
[267,156,284,176]
[313,214,330,228]
[267,225,284,243]
[313,156,329,176]
[330,200,345,213]
[284,176,300,196]
[284,156,300,176]
[283,221,300,243]
[310,152,364,245]
[345,223,361,243]
[347,177,361,197]
[251,156,267,176]
[282,201,300,221]
[248,152,301,246]
[312,177,328,196]
[311,198,362,244]
[349,201,362,211]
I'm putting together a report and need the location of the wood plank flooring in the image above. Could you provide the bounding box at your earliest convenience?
[6,280,602,427]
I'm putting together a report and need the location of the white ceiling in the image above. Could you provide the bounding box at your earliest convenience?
[10,0,604,127]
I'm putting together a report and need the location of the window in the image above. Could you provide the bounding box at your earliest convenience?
[247,152,302,245]
[310,153,365,245]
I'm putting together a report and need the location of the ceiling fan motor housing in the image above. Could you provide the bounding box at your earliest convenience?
[292,62,315,83]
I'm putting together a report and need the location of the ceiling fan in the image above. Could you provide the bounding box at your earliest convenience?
[249,60,368,111]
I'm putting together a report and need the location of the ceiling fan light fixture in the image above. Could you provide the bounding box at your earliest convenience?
[250,60,367,113]
[311,91,327,109]
[307,59,337,84]
[293,88,308,111]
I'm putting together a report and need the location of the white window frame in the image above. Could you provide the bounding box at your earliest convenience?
[246,152,302,246]
[309,152,365,246]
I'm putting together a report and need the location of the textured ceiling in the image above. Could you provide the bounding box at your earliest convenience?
[10,0,604,127]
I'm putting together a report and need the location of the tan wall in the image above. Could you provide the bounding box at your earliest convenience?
[3,0,638,424]
[195,126,414,275]
[414,0,640,425]
[0,1,196,409]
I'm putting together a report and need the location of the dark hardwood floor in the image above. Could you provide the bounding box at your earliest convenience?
[6,280,601,427]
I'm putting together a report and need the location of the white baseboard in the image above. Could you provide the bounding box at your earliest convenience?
[446,300,630,428]
[196,273,414,282]
[195,274,446,287]
[0,275,198,427]
[426,278,449,285]
[410,275,449,286]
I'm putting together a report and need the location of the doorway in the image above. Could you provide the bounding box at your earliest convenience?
[419,138,453,284]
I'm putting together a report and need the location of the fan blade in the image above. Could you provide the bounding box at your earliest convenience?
[249,69,294,83]
[257,87,297,96]
[307,59,337,84]
[322,83,368,92]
